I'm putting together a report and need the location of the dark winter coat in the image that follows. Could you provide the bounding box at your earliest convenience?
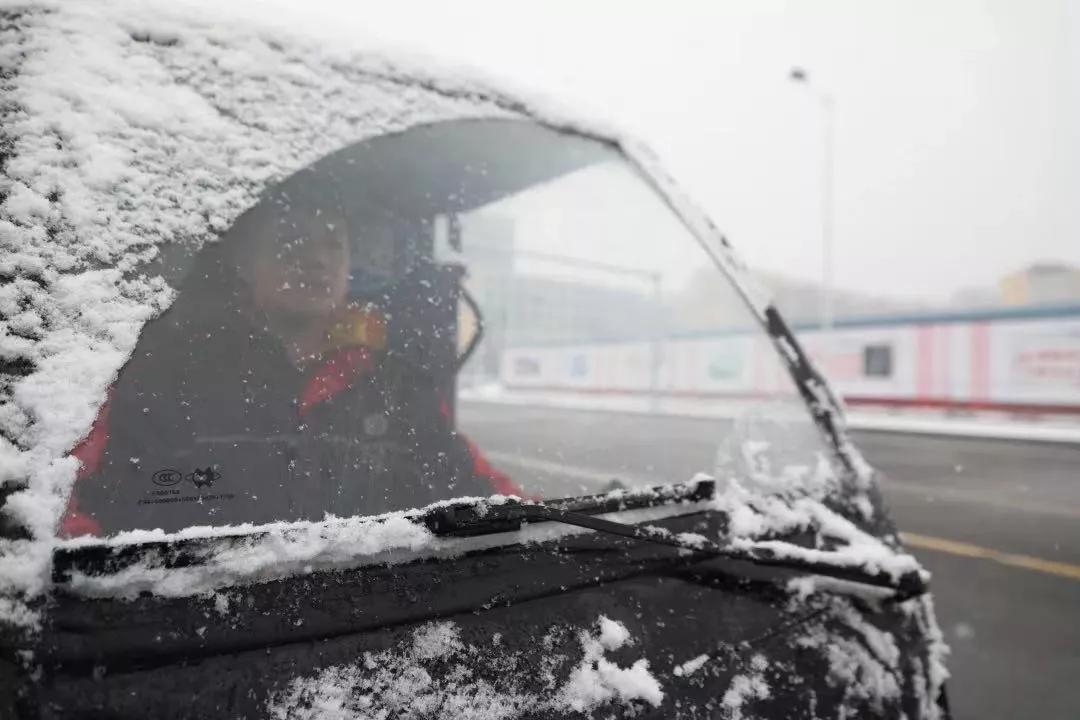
[63,247,513,536]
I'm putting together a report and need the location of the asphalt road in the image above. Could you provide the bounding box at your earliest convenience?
[459,401,1080,720]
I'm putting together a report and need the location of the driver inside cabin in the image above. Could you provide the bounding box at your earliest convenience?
[61,169,522,538]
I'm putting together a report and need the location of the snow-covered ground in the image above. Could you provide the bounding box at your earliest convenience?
[459,386,1080,445]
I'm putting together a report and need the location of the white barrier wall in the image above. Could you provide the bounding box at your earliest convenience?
[988,318,1080,405]
[500,310,1080,413]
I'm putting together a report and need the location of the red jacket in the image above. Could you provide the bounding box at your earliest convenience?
[61,347,524,538]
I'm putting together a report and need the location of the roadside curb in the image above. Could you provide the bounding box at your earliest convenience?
[845,414,1080,445]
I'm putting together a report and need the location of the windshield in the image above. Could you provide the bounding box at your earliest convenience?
[60,119,831,538]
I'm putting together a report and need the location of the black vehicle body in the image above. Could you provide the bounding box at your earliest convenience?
[28,504,939,719]
[0,2,949,718]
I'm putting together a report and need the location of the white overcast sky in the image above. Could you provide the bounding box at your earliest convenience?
[245,0,1078,303]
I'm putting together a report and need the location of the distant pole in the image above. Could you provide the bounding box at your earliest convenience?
[790,67,835,330]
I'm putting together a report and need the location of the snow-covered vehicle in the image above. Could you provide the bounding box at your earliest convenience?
[0,1,949,718]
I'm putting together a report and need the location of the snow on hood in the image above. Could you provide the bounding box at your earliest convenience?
[266,615,663,720]
[788,594,949,720]
[266,596,948,719]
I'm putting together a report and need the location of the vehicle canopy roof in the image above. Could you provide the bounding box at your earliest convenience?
[0,0,621,518]
[0,0,827,624]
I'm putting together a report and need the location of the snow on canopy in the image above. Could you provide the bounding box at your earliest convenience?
[0,0,612,614]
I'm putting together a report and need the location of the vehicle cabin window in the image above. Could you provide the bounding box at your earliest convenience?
[60,119,833,539]
[863,343,894,379]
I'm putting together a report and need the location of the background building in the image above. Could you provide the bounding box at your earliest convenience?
[1000,263,1080,306]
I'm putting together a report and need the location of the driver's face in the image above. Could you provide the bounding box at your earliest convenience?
[251,209,350,321]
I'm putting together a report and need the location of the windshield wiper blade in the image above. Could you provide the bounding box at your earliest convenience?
[423,486,928,602]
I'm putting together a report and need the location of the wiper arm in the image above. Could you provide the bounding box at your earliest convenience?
[423,484,928,602]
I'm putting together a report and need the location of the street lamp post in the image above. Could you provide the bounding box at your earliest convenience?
[790,67,835,331]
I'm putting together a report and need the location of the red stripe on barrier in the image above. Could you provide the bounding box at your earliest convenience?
[971,322,991,401]
[916,326,935,398]
[939,324,953,397]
